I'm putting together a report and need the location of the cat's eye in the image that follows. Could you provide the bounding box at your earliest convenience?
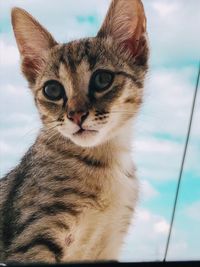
[43,80,65,101]
[90,70,114,92]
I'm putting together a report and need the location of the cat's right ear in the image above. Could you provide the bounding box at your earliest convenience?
[97,0,148,65]
[11,8,57,84]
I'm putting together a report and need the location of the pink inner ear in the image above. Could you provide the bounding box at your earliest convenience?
[22,56,45,84]
[123,38,139,57]
[121,13,147,61]
[123,35,145,57]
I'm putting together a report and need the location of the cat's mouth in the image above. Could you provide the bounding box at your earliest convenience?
[73,128,98,136]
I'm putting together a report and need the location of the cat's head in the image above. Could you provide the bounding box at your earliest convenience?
[12,0,149,148]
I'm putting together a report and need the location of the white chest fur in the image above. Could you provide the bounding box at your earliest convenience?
[63,148,138,261]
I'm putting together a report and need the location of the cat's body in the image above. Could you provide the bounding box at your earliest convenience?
[0,127,137,262]
[0,0,148,263]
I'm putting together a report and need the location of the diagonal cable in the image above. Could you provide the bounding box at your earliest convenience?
[163,62,200,262]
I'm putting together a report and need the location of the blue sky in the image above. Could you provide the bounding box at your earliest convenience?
[0,0,200,262]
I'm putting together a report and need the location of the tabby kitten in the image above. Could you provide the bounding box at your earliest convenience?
[0,0,149,263]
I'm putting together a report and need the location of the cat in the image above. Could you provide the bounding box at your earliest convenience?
[0,0,149,263]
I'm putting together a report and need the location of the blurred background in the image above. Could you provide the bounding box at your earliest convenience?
[0,0,200,262]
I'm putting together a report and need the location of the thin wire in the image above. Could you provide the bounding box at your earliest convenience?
[163,62,200,262]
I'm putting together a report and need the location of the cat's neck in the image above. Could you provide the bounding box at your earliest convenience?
[38,122,133,167]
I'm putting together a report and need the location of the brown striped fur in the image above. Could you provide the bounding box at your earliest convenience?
[0,0,149,263]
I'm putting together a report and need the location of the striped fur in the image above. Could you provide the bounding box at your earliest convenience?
[0,0,149,263]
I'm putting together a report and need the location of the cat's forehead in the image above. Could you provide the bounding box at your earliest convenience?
[49,37,125,76]
[60,39,97,74]
[62,38,101,71]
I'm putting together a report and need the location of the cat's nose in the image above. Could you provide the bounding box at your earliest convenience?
[67,109,89,126]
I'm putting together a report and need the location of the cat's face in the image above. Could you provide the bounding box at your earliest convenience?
[12,0,148,147]
[33,38,147,147]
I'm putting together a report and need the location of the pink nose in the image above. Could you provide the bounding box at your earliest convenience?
[67,110,89,126]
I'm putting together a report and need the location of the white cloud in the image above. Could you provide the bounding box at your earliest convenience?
[0,0,110,18]
[185,143,200,178]
[152,2,178,17]
[140,179,159,200]
[0,124,39,140]
[0,141,13,154]
[0,0,110,42]
[136,67,196,138]
[0,83,40,177]
[154,220,169,234]
[0,124,39,177]
[5,113,34,124]
[183,88,200,177]
[134,138,180,154]
[130,66,199,181]
[132,136,183,181]
[0,83,36,115]
[133,134,199,181]
[120,207,170,261]
[1,84,27,97]
[168,241,188,258]
[137,209,151,221]
[144,0,200,65]
[120,204,200,261]
[0,40,19,66]
[185,201,200,221]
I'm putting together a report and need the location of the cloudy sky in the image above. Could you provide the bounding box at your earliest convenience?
[0,0,200,262]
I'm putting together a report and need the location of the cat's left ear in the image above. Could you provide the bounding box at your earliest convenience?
[12,8,57,84]
[97,0,148,64]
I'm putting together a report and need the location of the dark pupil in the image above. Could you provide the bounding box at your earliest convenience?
[95,72,113,91]
[44,82,63,100]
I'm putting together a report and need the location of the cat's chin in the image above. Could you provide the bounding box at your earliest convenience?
[70,132,102,148]
[60,130,102,148]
